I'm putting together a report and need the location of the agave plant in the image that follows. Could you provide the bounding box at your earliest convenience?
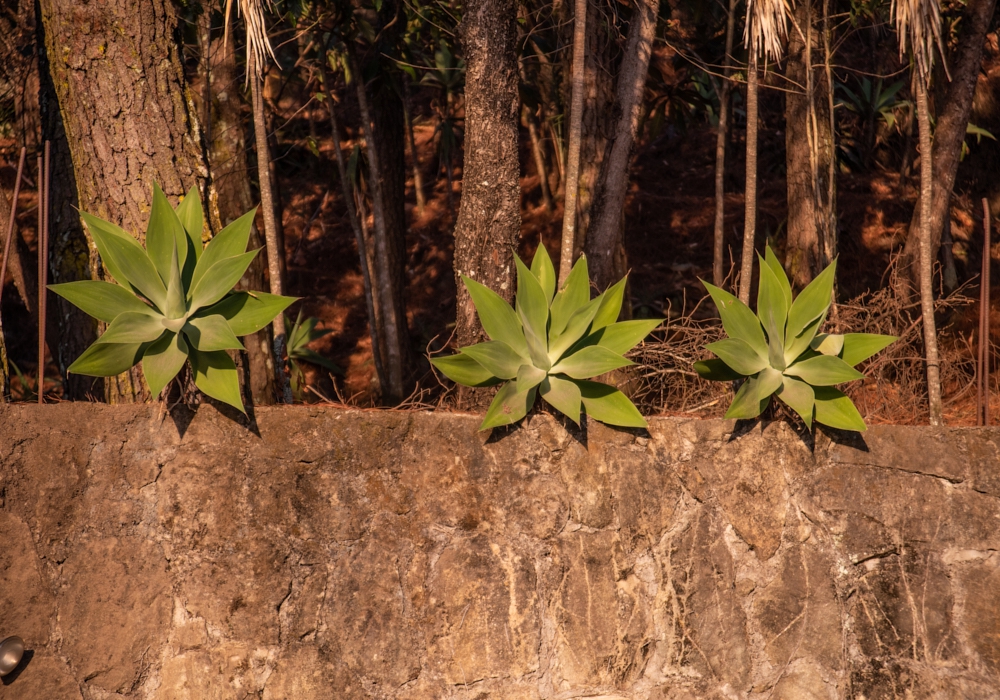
[50,184,295,412]
[695,245,895,431]
[286,309,341,397]
[431,246,660,430]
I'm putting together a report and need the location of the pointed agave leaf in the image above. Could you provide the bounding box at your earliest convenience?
[725,372,774,420]
[764,245,792,309]
[548,294,602,362]
[702,281,768,359]
[461,276,530,357]
[189,208,256,294]
[757,254,788,367]
[777,376,815,428]
[516,363,547,393]
[705,338,769,376]
[810,333,845,356]
[189,349,245,413]
[515,256,550,367]
[540,375,582,424]
[784,355,864,386]
[80,212,145,295]
[431,353,501,387]
[530,243,557,303]
[48,281,153,323]
[480,381,537,430]
[461,341,525,380]
[292,348,342,373]
[591,318,660,355]
[840,334,897,367]
[85,217,169,311]
[165,238,187,320]
[208,292,297,336]
[786,259,836,340]
[96,311,167,345]
[183,314,246,352]
[142,331,189,397]
[188,250,259,312]
[146,183,190,284]
[549,255,590,337]
[592,277,626,331]
[783,310,826,366]
[577,380,647,428]
[814,387,867,431]
[68,342,145,377]
[694,358,743,381]
[551,345,633,379]
[174,185,205,264]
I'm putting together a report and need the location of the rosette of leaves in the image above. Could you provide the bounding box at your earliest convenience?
[695,245,896,431]
[50,184,296,413]
[286,309,341,397]
[431,246,660,430]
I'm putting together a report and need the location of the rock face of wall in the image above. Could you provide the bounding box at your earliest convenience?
[1,405,999,699]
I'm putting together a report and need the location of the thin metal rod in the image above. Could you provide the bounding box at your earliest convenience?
[0,147,27,309]
[38,142,50,404]
[982,198,992,426]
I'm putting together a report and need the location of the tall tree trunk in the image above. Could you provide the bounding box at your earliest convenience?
[784,0,837,290]
[585,0,660,293]
[898,0,997,297]
[453,0,521,364]
[402,81,427,214]
[559,0,587,283]
[713,0,737,288]
[37,0,208,404]
[740,64,760,305]
[916,78,943,426]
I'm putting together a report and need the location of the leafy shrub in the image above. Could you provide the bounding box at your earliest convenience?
[50,184,295,412]
[431,246,660,430]
[695,245,895,431]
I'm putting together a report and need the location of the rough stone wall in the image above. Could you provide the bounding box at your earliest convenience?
[0,405,999,699]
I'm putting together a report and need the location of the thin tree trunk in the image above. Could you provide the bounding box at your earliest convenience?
[559,0,587,284]
[250,53,292,404]
[402,81,427,214]
[453,0,521,388]
[740,63,760,305]
[713,0,737,288]
[585,0,660,292]
[916,78,943,426]
[898,0,997,297]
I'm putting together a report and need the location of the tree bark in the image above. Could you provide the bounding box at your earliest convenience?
[713,0,737,288]
[898,0,997,297]
[784,0,837,290]
[453,0,521,354]
[559,0,587,284]
[740,64,760,305]
[402,81,427,214]
[585,0,660,293]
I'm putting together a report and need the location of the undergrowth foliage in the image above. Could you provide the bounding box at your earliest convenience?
[50,184,295,413]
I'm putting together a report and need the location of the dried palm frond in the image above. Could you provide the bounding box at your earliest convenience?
[892,0,948,80]
[224,0,279,82]
[743,0,791,65]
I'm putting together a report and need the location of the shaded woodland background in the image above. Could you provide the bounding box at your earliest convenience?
[0,0,998,425]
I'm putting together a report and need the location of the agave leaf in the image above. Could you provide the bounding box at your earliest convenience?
[516,363,547,393]
[757,254,788,368]
[189,208,256,293]
[208,292,297,336]
[461,341,525,380]
[724,372,774,420]
[810,333,845,356]
[461,276,530,357]
[142,331,189,397]
[841,333,897,367]
[96,311,166,345]
[549,255,590,337]
[786,259,836,340]
[551,345,633,379]
[88,222,169,312]
[431,353,501,387]
[183,314,246,352]
[705,338,769,376]
[146,183,190,284]
[814,387,867,431]
[694,358,743,381]
[540,374,582,424]
[784,355,864,386]
[68,342,145,377]
[530,244,557,304]
[702,281,768,359]
[548,295,602,362]
[592,277,626,331]
[288,309,311,349]
[48,281,153,323]
[174,185,205,267]
[515,256,549,348]
[292,348,341,373]
[783,310,826,366]
[165,238,187,320]
[577,380,647,428]
[80,212,147,297]
[189,348,245,413]
[777,375,815,428]
[188,251,259,312]
[592,318,660,355]
[764,244,792,309]
[480,381,537,430]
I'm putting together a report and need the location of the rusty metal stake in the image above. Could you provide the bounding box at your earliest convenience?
[979,198,992,427]
[37,142,50,405]
[0,147,27,309]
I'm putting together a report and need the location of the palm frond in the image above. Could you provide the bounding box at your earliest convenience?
[224,0,279,83]
[892,0,948,80]
[743,0,791,65]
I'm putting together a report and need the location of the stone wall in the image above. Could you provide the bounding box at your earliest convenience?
[1,404,999,699]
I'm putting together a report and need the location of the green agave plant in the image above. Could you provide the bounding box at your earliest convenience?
[431,246,660,430]
[50,184,296,413]
[695,245,896,431]
[286,309,342,397]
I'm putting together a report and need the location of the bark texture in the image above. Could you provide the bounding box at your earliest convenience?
[559,0,587,284]
[713,0,737,288]
[784,0,837,290]
[585,0,660,293]
[453,0,521,351]
[740,66,760,305]
[37,0,208,403]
